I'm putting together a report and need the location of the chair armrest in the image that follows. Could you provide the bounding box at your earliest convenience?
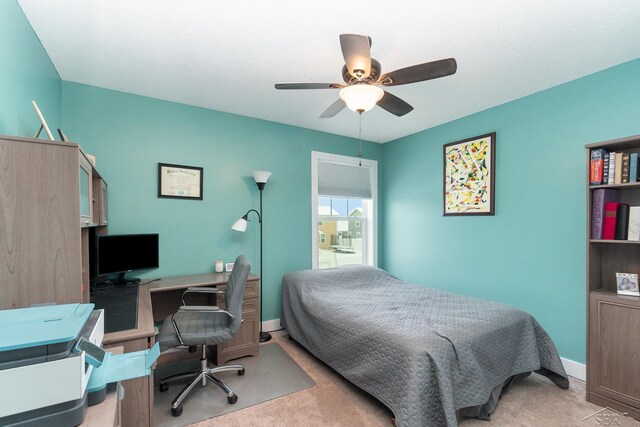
[184,287,224,294]
[178,305,220,311]
[176,305,234,319]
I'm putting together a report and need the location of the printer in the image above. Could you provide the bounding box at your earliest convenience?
[0,303,159,426]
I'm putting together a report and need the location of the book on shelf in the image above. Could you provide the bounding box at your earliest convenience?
[614,152,623,184]
[603,154,610,184]
[590,149,606,185]
[631,152,639,183]
[591,189,621,239]
[628,206,640,241]
[608,152,616,185]
[622,153,630,183]
[603,201,620,240]
[615,203,630,240]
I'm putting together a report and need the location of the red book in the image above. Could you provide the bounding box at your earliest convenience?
[602,201,620,240]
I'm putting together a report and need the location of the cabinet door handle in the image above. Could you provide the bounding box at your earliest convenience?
[241,318,245,323]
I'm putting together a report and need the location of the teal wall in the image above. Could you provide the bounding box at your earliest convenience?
[381,59,640,363]
[61,82,382,322]
[0,1,61,137]
[4,0,638,361]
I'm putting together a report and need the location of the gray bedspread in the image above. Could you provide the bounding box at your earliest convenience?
[281,265,569,426]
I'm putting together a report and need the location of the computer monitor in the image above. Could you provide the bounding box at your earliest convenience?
[96,233,159,285]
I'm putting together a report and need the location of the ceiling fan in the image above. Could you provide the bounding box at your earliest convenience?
[275,34,457,118]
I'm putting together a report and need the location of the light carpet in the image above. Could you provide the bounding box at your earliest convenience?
[154,343,315,427]
[189,331,640,427]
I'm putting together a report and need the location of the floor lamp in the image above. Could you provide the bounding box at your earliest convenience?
[231,171,273,343]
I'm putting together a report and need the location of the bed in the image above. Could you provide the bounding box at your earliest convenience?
[281,265,569,426]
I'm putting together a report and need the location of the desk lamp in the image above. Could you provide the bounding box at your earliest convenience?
[231,171,272,342]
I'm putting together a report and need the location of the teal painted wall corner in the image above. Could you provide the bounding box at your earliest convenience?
[61,81,383,322]
[0,1,61,137]
[381,58,640,364]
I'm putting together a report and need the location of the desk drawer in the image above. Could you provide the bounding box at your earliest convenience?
[217,298,257,316]
[215,280,258,299]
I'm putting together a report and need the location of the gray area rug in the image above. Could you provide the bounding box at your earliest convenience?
[154,343,316,427]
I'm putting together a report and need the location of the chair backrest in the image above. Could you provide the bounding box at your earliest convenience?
[225,255,251,333]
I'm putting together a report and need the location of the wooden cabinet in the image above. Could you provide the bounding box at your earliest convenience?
[79,150,94,227]
[586,135,640,420]
[100,179,108,226]
[0,135,107,310]
[588,291,640,418]
[0,136,82,309]
[214,277,260,364]
[92,174,108,226]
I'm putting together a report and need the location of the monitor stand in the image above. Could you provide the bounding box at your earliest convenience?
[114,272,141,286]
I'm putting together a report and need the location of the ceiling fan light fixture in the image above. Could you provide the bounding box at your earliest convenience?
[339,84,384,113]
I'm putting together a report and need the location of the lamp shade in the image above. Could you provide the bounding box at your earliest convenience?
[251,171,273,184]
[339,84,384,113]
[231,217,248,232]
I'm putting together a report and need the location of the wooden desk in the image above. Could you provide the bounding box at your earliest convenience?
[101,272,260,426]
[150,272,261,364]
[103,286,155,427]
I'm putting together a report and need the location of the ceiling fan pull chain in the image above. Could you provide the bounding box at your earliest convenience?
[358,111,363,166]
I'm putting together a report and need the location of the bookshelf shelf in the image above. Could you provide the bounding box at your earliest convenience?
[589,182,640,190]
[586,134,640,421]
[591,289,640,304]
[589,239,640,244]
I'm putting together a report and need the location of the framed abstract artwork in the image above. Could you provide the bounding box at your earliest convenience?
[443,132,496,216]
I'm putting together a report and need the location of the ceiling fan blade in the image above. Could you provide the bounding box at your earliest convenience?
[275,83,343,90]
[377,91,414,116]
[339,34,372,79]
[379,58,457,86]
[319,99,346,118]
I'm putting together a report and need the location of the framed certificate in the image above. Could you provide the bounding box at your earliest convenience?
[158,163,203,200]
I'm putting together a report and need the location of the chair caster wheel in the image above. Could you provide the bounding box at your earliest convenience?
[228,394,238,404]
[238,368,245,376]
[171,405,183,417]
[159,383,169,393]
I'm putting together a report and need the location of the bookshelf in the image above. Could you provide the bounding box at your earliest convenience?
[586,134,640,420]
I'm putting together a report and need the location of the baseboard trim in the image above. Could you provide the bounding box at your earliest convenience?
[262,318,283,333]
[561,357,586,381]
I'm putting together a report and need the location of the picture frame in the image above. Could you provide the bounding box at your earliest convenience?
[443,132,496,216]
[158,163,203,200]
[616,272,640,296]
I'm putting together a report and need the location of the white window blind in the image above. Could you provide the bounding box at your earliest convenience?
[317,161,372,199]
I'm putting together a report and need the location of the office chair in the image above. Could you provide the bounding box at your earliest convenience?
[156,255,251,417]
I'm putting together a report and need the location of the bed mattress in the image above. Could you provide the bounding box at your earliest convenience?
[281,265,568,426]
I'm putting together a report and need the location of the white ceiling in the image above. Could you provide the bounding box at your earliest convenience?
[19,0,640,143]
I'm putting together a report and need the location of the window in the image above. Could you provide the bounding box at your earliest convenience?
[312,151,377,269]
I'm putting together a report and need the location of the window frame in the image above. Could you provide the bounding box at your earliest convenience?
[311,151,378,269]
